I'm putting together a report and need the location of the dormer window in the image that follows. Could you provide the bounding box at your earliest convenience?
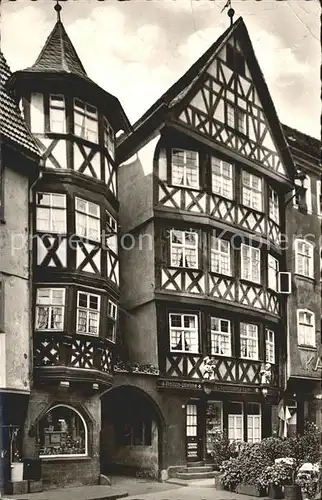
[104,118,115,159]
[49,95,66,133]
[74,99,98,143]
[242,171,262,212]
[226,102,246,134]
[171,149,199,189]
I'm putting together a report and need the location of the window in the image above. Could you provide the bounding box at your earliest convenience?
[38,405,87,457]
[210,317,231,356]
[316,180,322,216]
[75,198,100,242]
[117,420,152,446]
[268,255,279,291]
[35,288,65,331]
[107,300,117,342]
[36,193,66,233]
[265,329,275,364]
[76,291,100,335]
[105,211,118,254]
[0,163,3,220]
[269,187,279,224]
[74,99,98,143]
[226,44,245,76]
[304,176,312,214]
[103,118,114,158]
[240,323,259,360]
[246,403,261,444]
[210,236,231,275]
[226,103,246,133]
[49,95,65,133]
[297,310,315,347]
[242,171,262,211]
[171,149,199,188]
[295,239,314,278]
[241,245,261,284]
[211,157,233,199]
[170,230,198,269]
[228,402,243,442]
[169,313,199,353]
[206,402,223,455]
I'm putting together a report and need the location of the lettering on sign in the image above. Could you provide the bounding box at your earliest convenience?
[305,354,322,372]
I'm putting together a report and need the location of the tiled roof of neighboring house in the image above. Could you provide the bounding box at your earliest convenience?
[0,51,40,157]
[25,20,87,77]
[282,124,321,160]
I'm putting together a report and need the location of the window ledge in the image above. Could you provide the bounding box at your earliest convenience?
[293,274,315,284]
[239,278,262,287]
[298,345,317,351]
[40,456,91,462]
[169,183,200,192]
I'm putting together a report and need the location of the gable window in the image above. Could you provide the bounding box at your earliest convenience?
[76,291,100,335]
[240,323,259,360]
[242,171,262,211]
[107,300,117,342]
[211,157,233,199]
[170,230,198,269]
[169,313,199,353]
[228,402,243,442]
[210,317,231,356]
[35,288,65,331]
[295,239,314,278]
[74,99,98,143]
[241,244,261,284]
[36,193,66,233]
[297,310,315,347]
[246,403,261,444]
[265,329,275,364]
[49,95,65,133]
[211,236,231,275]
[269,187,279,224]
[171,149,199,189]
[226,44,245,76]
[226,102,246,134]
[75,198,100,242]
[268,254,279,291]
[104,118,114,159]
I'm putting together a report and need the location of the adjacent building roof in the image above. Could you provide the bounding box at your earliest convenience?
[0,51,40,157]
[282,124,321,160]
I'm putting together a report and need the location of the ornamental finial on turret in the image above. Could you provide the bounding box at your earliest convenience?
[54,1,62,23]
[221,0,235,26]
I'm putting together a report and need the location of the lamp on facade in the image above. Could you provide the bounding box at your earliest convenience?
[203,382,212,395]
[261,387,268,398]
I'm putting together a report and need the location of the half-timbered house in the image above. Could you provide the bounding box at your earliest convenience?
[110,16,302,475]
[6,4,131,488]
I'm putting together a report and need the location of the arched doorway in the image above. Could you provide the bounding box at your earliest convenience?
[100,385,164,477]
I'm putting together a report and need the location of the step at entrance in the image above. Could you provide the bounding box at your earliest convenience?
[174,462,218,481]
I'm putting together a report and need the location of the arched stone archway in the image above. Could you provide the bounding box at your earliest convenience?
[100,385,165,477]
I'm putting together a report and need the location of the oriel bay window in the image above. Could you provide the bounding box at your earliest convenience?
[265,329,275,364]
[241,244,261,283]
[35,288,65,331]
[210,317,231,356]
[269,187,279,224]
[104,118,115,158]
[49,95,66,133]
[240,322,259,359]
[295,239,314,278]
[106,210,119,284]
[107,300,117,342]
[171,149,199,188]
[268,254,279,291]
[74,99,98,143]
[170,230,198,268]
[211,157,233,199]
[76,291,100,335]
[297,309,315,347]
[211,236,231,275]
[75,197,100,242]
[36,193,66,233]
[169,313,199,352]
[242,171,262,211]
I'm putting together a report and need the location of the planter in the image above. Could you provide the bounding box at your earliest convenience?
[11,462,24,482]
[236,483,266,497]
[268,484,284,499]
[284,485,302,500]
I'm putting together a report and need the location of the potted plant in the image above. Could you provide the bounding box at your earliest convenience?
[296,463,321,500]
[259,460,294,499]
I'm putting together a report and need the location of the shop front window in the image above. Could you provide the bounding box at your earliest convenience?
[38,405,87,458]
[206,401,223,455]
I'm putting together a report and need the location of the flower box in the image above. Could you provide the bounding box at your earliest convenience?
[236,483,266,497]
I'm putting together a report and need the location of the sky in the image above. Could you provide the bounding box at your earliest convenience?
[1,0,320,139]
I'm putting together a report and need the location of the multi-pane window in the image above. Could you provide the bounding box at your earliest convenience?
[210,236,231,275]
[210,317,231,356]
[49,95,65,133]
[265,329,275,364]
[103,118,114,158]
[36,193,66,233]
[0,163,3,220]
[35,288,65,331]
[227,103,245,133]
[170,230,198,269]
[105,211,118,254]
[316,180,321,216]
[211,157,233,199]
[228,402,243,442]
[268,254,279,291]
[226,44,245,76]
[107,300,117,342]
[242,171,262,211]
[75,198,100,242]
[169,313,199,353]
[171,149,199,189]
[246,403,261,444]
[269,187,279,223]
[76,292,100,335]
[117,420,152,446]
[240,323,259,360]
[295,240,314,278]
[74,99,98,143]
[241,245,261,284]
[297,310,315,347]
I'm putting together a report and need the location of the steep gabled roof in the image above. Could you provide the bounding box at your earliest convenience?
[0,51,40,157]
[26,20,87,77]
[282,124,321,161]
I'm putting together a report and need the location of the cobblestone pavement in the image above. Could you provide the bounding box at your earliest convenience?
[125,485,261,500]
